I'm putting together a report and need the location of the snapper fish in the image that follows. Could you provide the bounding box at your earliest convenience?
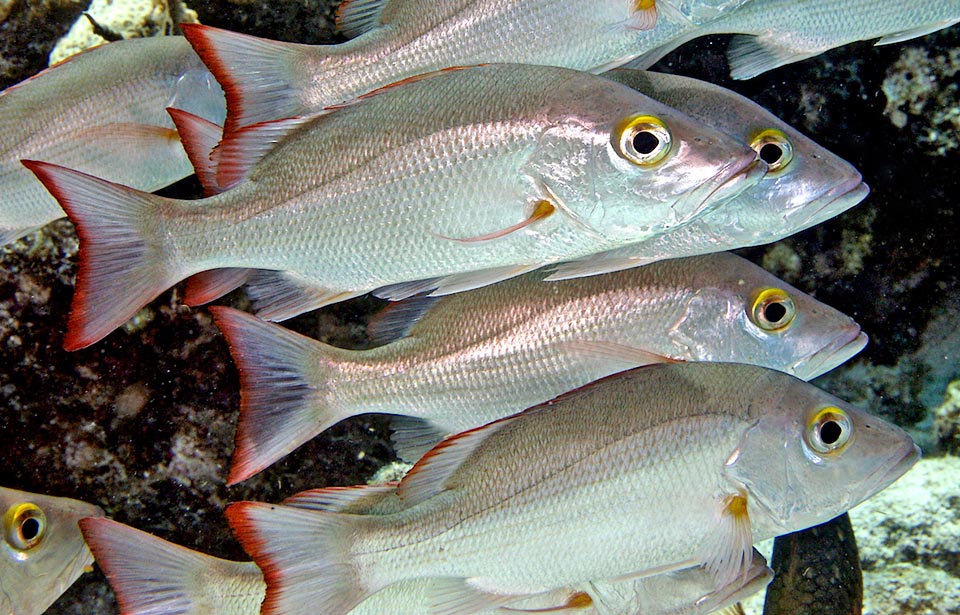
[80,502,770,615]
[0,36,224,245]
[547,69,869,279]
[25,63,765,351]
[179,0,667,134]
[226,362,919,615]
[0,486,105,615]
[211,251,867,483]
[633,0,960,79]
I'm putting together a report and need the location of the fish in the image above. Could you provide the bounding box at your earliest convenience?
[546,69,869,280]
[226,362,919,615]
[177,0,696,133]
[633,0,960,79]
[0,35,225,246]
[0,486,105,615]
[24,62,765,351]
[211,251,867,482]
[658,0,754,25]
[80,500,771,615]
[762,512,863,615]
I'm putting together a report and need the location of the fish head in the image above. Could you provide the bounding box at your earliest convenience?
[0,487,104,615]
[723,377,919,539]
[525,78,766,244]
[606,70,869,244]
[667,252,866,380]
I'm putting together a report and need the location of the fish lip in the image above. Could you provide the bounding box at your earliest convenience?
[800,177,870,226]
[792,329,868,380]
[675,154,767,224]
[859,442,921,507]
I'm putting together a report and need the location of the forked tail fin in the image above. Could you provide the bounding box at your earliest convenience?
[209,306,361,484]
[180,24,323,134]
[22,160,182,350]
[226,501,373,615]
[79,517,266,615]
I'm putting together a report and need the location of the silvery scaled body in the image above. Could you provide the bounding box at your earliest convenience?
[80,511,770,615]
[635,0,960,79]
[0,36,224,244]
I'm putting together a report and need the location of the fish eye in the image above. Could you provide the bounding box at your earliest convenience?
[805,406,853,456]
[613,114,672,166]
[748,287,796,332]
[3,502,47,551]
[750,129,794,172]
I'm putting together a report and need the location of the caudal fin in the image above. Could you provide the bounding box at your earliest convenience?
[209,306,359,484]
[79,517,266,615]
[22,160,181,350]
[226,501,372,615]
[180,23,318,134]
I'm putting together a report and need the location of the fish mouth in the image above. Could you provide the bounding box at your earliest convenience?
[792,328,868,380]
[857,442,921,508]
[798,177,870,228]
[674,154,767,225]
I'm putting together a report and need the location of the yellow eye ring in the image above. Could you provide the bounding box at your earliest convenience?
[3,502,47,551]
[613,114,672,166]
[750,128,794,173]
[805,406,853,456]
[748,287,796,332]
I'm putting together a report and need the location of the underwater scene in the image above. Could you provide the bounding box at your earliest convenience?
[0,1,958,614]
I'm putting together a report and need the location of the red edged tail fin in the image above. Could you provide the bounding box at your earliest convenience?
[209,306,357,485]
[180,23,314,134]
[22,160,180,350]
[226,501,372,615]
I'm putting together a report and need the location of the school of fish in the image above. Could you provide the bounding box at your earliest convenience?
[4,0,958,613]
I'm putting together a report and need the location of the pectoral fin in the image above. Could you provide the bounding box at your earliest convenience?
[435,199,555,243]
[627,0,657,30]
[703,494,754,588]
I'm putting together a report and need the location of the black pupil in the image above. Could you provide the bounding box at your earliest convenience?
[20,517,40,541]
[632,130,661,155]
[758,142,784,165]
[762,301,787,323]
[820,420,843,445]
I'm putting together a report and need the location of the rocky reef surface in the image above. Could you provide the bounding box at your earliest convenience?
[0,2,957,614]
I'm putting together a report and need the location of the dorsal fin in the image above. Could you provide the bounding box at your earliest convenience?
[335,0,387,38]
[215,115,318,190]
[397,414,517,507]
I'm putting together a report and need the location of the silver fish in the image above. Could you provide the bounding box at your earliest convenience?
[227,362,919,615]
[25,63,764,351]
[0,36,224,245]
[546,69,869,280]
[211,251,866,483]
[0,486,104,615]
[635,0,960,79]
[178,1,684,133]
[80,512,769,615]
